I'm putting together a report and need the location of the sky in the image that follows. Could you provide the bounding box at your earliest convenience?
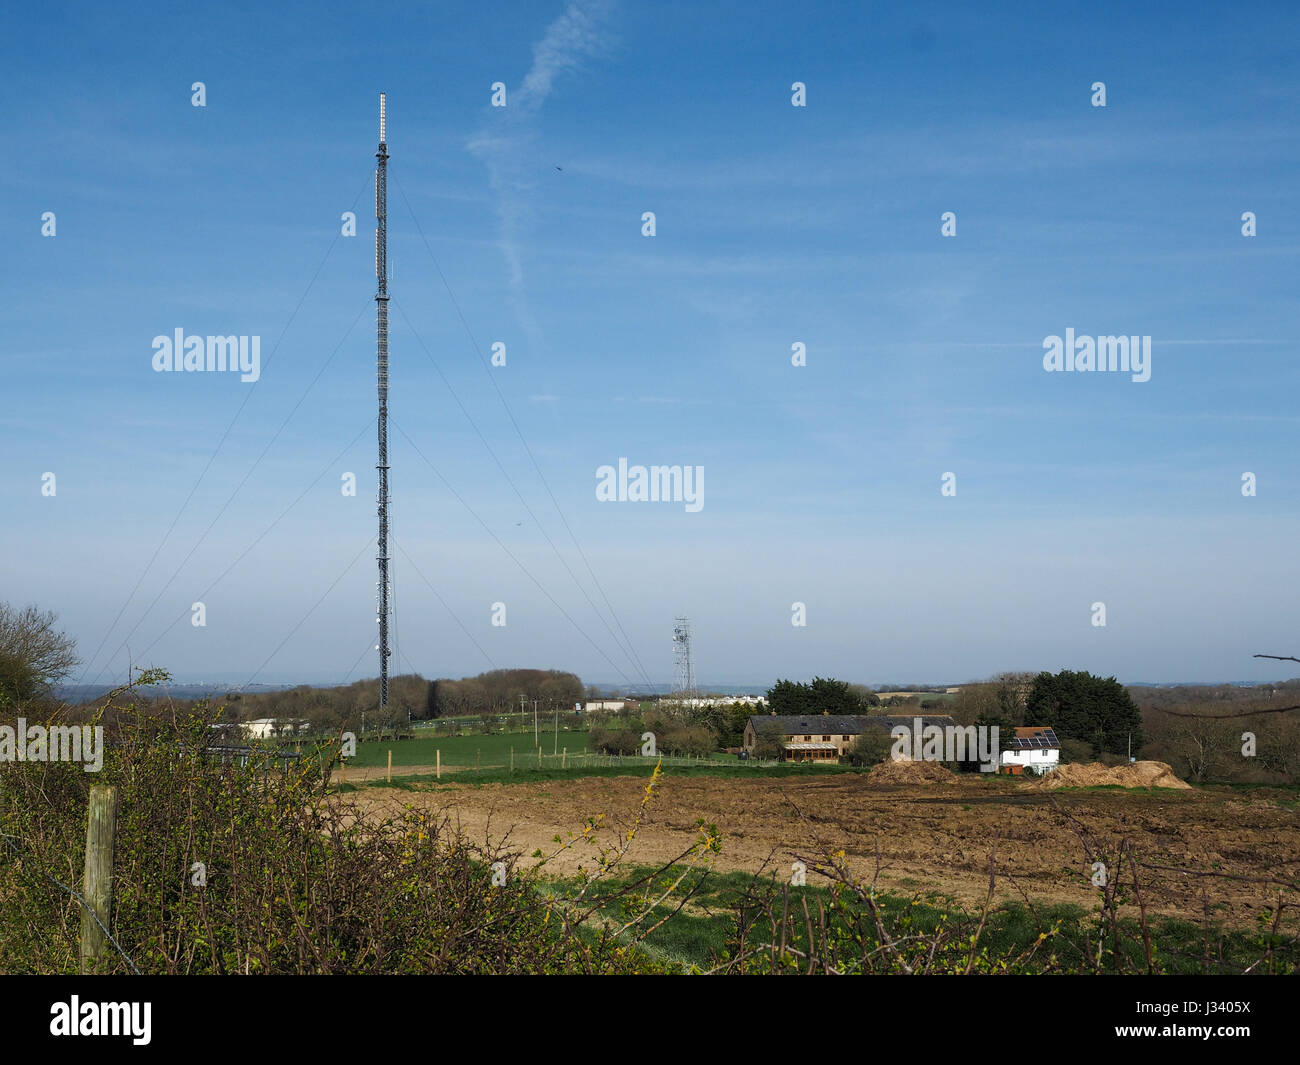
[2,1,1299,692]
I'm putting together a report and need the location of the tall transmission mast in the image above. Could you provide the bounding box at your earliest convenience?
[671,617,695,696]
[375,93,391,711]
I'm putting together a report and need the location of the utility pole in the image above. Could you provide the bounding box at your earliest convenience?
[375,92,392,712]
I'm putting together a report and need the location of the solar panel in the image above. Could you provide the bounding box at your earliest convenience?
[1007,729,1059,748]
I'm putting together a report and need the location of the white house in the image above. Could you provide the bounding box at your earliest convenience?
[1000,726,1060,774]
[241,718,307,740]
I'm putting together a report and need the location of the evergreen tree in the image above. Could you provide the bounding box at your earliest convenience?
[1026,669,1142,756]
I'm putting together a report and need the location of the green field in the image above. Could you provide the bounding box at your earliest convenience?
[346,727,592,768]
[341,760,865,790]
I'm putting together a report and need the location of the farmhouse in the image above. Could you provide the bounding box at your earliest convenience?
[999,726,1060,774]
[743,713,957,764]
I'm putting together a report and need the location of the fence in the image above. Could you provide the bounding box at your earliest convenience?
[338,748,784,783]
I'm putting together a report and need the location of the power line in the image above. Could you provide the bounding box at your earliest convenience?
[242,536,376,689]
[128,418,376,667]
[74,173,374,691]
[341,635,377,685]
[390,298,653,692]
[392,172,657,692]
[81,300,374,693]
[392,419,646,692]
[392,537,497,671]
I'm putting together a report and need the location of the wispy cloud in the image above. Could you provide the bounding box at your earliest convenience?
[468,1,615,347]
[517,0,614,114]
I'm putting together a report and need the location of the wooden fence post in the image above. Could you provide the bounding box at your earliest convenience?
[387,749,392,783]
[437,749,441,780]
[80,784,118,974]
[562,747,567,769]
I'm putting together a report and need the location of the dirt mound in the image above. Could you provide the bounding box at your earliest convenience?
[867,759,955,785]
[1038,761,1191,790]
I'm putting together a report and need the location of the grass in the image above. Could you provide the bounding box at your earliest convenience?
[340,758,869,790]
[551,864,1298,974]
[343,729,592,768]
[339,729,851,774]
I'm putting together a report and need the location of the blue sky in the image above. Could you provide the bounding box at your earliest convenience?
[2,0,1299,691]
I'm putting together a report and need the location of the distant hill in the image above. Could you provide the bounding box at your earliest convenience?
[57,682,296,704]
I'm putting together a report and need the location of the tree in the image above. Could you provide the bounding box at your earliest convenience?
[765,679,809,715]
[765,676,860,716]
[720,703,754,747]
[950,673,1029,727]
[1026,669,1142,756]
[1058,737,1093,765]
[0,603,79,707]
[847,728,892,766]
[847,683,881,709]
[752,729,786,761]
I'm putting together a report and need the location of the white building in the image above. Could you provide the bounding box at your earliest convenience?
[1000,726,1060,774]
[241,718,307,740]
[661,695,768,709]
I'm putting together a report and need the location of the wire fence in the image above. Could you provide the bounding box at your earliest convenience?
[0,831,140,975]
[337,750,784,782]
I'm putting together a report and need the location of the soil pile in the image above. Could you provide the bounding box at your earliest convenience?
[1038,761,1191,790]
[867,759,955,785]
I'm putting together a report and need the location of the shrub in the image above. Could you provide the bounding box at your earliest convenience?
[0,677,676,974]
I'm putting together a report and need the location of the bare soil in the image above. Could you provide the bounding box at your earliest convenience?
[348,772,1298,926]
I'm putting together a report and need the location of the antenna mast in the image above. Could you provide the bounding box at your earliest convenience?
[375,93,391,711]
[672,617,695,697]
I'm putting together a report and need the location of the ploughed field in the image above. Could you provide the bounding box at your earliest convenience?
[351,772,1298,926]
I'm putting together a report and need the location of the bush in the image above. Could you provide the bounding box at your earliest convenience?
[0,677,670,974]
[588,725,644,755]
[1059,737,1094,764]
[660,725,716,758]
[752,731,786,761]
[847,729,893,766]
